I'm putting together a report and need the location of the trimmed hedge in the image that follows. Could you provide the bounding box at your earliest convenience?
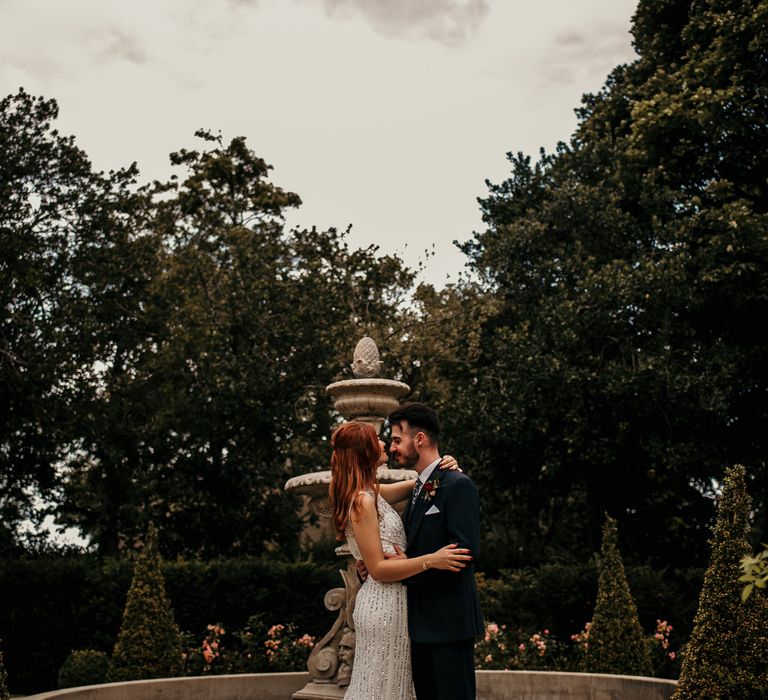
[0,555,339,694]
[477,561,701,655]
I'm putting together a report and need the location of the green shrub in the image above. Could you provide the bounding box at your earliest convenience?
[584,515,652,676]
[262,622,315,672]
[107,530,184,682]
[57,649,109,688]
[181,615,314,676]
[672,465,768,699]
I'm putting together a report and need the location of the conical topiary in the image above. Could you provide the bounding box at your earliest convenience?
[672,465,768,698]
[0,648,9,700]
[107,525,183,681]
[584,514,653,676]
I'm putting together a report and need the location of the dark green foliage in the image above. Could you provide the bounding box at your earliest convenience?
[585,516,652,676]
[180,616,314,676]
[0,649,8,700]
[2,90,417,558]
[0,554,337,694]
[107,533,184,682]
[672,465,768,698]
[55,128,418,559]
[478,562,598,638]
[410,0,768,572]
[0,89,150,551]
[57,650,109,688]
[477,560,698,668]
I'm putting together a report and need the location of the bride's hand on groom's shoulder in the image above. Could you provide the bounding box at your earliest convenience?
[439,454,462,472]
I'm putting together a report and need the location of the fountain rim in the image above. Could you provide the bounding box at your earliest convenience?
[326,377,410,394]
[285,466,418,495]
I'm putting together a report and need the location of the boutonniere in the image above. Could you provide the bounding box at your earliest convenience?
[423,477,440,500]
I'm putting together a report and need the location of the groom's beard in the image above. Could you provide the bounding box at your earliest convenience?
[392,448,418,469]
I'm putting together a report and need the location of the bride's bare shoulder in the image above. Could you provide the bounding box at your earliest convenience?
[350,490,378,521]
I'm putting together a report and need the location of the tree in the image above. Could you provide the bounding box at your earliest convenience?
[584,515,652,676]
[107,527,184,682]
[672,465,768,698]
[59,129,417,557]
[447,0,768,567]
[1,90,418,557]
[0,89,151,552]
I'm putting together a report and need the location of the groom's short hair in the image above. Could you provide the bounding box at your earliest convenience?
[387,402,440,444]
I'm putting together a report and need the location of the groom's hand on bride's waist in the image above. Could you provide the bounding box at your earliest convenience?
[355,558,369,583]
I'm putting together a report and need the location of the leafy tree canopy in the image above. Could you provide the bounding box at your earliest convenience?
[2,92,416,557]
[417,0,768,567]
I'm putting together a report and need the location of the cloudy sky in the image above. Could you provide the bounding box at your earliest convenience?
[1,0,639,286]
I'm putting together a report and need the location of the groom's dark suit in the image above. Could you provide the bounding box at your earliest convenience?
[403,464,484,699]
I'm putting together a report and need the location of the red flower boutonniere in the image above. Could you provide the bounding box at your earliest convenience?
[423,477,440,500]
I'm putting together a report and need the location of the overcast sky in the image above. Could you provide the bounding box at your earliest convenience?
[1,0,640,286]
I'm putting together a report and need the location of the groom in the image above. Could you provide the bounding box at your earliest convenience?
[387,402,484,700]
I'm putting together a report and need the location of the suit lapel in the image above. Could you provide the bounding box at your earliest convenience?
[406,467,442,547]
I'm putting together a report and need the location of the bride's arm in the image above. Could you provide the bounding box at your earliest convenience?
[378,455,461,504]
[350,493,470,583]
[378,479,416,504]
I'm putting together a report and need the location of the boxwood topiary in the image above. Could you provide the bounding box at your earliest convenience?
[57,649,109,688]
[672,465,768,698]
[107,527,184,682]
[584,514,653,676]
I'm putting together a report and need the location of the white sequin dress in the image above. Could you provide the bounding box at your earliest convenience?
[345,492,413,699]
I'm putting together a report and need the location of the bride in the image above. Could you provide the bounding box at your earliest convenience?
[328,421,470,699]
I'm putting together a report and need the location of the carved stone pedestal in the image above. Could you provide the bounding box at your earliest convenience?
[292,683,348,699]
[292,545,360,699]
[292,679,348,700]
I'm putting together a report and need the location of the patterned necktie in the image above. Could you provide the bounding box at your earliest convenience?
[409,479,423,515]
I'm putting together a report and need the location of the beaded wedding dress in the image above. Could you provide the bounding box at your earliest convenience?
[345,492,414,699]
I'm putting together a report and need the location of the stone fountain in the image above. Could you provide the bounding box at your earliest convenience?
[284,337,412,699]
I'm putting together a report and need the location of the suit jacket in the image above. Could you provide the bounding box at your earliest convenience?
[403,467,484,644]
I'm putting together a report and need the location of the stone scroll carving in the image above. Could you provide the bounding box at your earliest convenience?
[303,555,361,688]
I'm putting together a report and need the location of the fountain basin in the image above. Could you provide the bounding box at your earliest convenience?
[23,672,309,700]
[22,670,676,699]
[325,378,409,432]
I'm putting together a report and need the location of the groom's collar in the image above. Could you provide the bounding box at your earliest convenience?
[417,457,442,484]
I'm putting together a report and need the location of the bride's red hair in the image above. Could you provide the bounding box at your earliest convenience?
[329,421,381,539]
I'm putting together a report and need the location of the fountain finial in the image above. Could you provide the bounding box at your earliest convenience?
[352,336,383,378]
